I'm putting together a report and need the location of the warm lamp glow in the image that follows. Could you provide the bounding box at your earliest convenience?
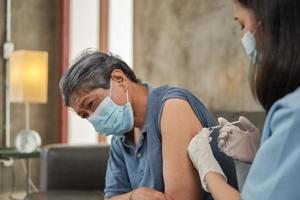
[9,50,48,103]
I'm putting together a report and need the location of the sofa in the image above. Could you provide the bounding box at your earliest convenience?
[25,144,110,200]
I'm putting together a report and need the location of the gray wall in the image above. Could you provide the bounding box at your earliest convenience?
[134,0,262,111]
[0,0,59,194]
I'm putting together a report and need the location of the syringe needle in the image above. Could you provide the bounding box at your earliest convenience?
[208,120,240,131]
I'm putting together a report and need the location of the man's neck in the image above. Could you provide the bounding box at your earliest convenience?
[126,83,149,146]
[131,83,149,129]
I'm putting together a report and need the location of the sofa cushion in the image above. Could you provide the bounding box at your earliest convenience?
[40,144,110,191]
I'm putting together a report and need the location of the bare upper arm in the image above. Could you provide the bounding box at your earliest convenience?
[161,98,204,200]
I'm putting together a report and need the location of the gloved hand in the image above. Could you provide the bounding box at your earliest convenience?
[188,128,227,192]
[218,116,261,163]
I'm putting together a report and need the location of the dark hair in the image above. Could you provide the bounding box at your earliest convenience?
[59,49,141,106]
[236,0,253,8]
[239,0,300,111]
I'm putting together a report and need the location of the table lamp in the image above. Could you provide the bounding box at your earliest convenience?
[9,50,48,153]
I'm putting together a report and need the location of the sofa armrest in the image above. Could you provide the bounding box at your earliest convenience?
[40,144,110,191]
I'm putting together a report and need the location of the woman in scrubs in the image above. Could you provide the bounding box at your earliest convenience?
[188,0,300,199]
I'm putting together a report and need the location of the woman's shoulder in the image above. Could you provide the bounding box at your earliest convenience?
[266,86,300,122]
[271,86,300,111]
[265,86,300,138]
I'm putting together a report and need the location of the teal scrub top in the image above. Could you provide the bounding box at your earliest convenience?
[241,86,300,199]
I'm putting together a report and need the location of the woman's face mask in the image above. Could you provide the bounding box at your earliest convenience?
[87,80,134,136]
[241,31,258,63]
[233,2,259,63]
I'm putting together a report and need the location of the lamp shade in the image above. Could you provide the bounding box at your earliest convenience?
[9,50,48,103]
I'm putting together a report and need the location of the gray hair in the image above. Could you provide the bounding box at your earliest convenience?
[59,49,140,106]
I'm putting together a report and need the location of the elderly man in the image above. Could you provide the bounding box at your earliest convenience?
[59,50,237,200]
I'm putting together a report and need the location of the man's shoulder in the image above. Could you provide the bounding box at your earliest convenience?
[151,85,194,99]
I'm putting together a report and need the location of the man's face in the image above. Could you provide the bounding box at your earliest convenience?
[69,88,109,119]
[69,80,129,119]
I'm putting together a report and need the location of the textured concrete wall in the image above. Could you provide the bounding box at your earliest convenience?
[0,0,59,194]
[134,0,262,111]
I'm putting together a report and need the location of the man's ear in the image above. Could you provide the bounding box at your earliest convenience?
[111,69,128,91]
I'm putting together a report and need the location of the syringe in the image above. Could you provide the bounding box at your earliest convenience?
[208,120,240,131]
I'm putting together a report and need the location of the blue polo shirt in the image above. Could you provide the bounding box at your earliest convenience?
[104,85,237,198]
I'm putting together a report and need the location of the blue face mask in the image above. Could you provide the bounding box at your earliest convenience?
[88,81,134,136]
[241,31,258,63]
